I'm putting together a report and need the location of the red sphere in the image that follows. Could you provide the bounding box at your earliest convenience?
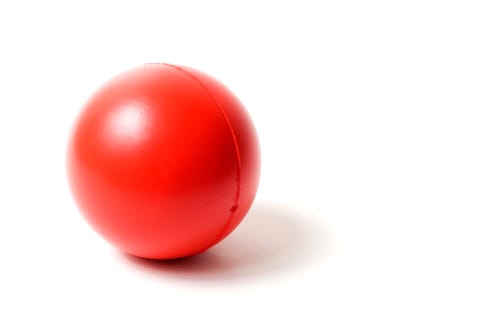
[66,64,260,259]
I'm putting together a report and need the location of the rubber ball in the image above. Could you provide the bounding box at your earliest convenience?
[66,63,260,259]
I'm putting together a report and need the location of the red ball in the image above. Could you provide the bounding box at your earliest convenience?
[67,64,260,259]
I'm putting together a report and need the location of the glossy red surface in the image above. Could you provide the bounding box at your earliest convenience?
[66,64,260,259]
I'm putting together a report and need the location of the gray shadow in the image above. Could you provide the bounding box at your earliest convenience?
[118,201,329,282]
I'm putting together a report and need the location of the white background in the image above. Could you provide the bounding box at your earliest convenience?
[0,1,479,319]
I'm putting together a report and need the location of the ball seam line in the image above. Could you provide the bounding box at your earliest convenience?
[161,63,242,246]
